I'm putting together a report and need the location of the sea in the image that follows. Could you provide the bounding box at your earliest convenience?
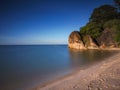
[0,45,117,90]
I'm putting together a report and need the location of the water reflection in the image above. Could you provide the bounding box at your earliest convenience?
[0,45,118,90]
[68,48,117,68]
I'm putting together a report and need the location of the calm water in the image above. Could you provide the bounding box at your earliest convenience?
[0,45,117,90]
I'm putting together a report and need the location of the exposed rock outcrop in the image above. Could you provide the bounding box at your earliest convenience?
[68,27,120,50]
[97,28,118,48]
[68,31,99,49]
[68,31,86,49]
[83,35,99,49]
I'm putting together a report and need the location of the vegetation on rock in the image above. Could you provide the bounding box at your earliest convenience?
[90,5,118,23]
[79,0,120,47]
[80,22,102,38]
[68,31,98,49]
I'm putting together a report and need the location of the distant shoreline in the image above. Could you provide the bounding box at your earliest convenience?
[31,51,120,90]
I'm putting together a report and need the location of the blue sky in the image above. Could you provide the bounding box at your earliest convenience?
[0,0,114,45]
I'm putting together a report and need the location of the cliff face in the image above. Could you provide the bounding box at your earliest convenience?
[68,31,99,49]
[68,31,86,49]
[68,29,119,49]
[83,35,99,49]
[97,28,118,48]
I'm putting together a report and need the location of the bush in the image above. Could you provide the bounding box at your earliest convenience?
[90,5,118,23]
[80,22,102,38]
[103,19,120,29]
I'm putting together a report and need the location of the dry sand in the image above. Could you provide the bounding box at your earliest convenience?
[32,51,120,90]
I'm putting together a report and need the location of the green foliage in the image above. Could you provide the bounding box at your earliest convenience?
[103,19,120,43]
[90,5,118,23]
[80,4,119,39]
[79,2,120,45]
[80,22,102,38]
[103,19,120,29]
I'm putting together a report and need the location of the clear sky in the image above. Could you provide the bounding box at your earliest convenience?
[0,0,114,45]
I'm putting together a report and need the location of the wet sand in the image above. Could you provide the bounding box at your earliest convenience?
[32,51,120,90]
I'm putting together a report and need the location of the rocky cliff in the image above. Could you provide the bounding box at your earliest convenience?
[68,31,99,49]
[68,28,120,50]
[97,28,118,48]
[69,4,120,50]
[68,31,86,49]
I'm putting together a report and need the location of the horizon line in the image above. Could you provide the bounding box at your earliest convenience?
[0,44,68,45]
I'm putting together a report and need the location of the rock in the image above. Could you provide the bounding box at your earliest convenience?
[97,28,118,47]
[68,31,86,49]
[100,43,106,49]
[83,35,99,49]
[68,31,99,49]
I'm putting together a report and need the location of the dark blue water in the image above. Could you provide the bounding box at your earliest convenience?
[0,45,117,90]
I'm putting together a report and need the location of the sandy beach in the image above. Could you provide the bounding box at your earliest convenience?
[32,51,120,90]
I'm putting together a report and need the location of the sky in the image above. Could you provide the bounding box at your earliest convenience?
[0,0,114,45]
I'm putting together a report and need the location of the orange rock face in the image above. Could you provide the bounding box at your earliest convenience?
[68,31,99,49]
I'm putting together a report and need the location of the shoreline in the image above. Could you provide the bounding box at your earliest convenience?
[31,51,120,90]
[69,47,120,50]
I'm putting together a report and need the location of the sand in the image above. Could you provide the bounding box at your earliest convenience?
[32,51,120,90]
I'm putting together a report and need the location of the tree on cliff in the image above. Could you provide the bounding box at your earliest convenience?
[90,5,118,24]
[80,22,102,38]
[68,0,120,48]
[80,4,119,38]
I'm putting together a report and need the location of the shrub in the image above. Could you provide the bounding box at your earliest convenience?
[80,22,102,38]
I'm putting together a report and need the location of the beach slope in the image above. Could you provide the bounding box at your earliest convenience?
[33,52,120,90]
